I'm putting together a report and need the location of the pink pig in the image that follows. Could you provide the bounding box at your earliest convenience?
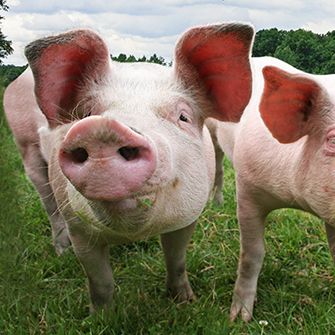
[213,56,335,321]
[3,24,254,312]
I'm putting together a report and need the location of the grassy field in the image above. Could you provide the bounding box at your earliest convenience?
[1,86,335,335]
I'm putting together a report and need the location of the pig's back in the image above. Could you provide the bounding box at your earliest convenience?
[4,68,47,150]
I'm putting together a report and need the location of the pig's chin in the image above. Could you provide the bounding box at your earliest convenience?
[98,192,157,213]
[87,191,158,237]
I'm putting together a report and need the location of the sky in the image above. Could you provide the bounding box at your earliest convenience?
[2,0,335,65]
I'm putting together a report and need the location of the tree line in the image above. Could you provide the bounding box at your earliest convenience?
[1,28,335,86]
[112,28,335,74]
[0,54,170,87]
[253,28,335,74]
[111,53,169,66]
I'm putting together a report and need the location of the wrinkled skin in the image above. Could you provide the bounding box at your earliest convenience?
[214,56,335,321]
[3,24,254,313]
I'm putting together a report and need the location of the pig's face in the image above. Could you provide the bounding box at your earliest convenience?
[260,66,335,222]
[57,63,216,238]
[26,25,254,240]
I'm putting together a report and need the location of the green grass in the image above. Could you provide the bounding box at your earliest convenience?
[1,88,335,334]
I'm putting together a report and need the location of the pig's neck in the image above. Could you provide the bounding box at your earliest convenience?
[291,135,321,214]
[294,132,334,221]
[234,111,318,215]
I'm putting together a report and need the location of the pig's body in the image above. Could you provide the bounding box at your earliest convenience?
[4,24,254,313]
[215,56,335,321]
[4,69,71,253]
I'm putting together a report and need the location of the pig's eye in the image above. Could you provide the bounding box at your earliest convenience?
[325,135,335,156]
[179,113,188,122]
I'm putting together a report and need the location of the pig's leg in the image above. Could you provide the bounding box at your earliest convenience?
[160,222,196,302]
[207,120,224,205]
[325,222,335,262]
[23,144,70,255]
[230,186,268,322]
[71,236,114,313]
[213,144,224,205]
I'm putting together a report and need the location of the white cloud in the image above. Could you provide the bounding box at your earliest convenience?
[303,20,335,34]
[2,1,335,65]
[7,0,21,6]
[4,0,215,15]
[224,0,305,11]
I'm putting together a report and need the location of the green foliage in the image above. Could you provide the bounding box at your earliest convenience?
[2,27,334,89]
[111,53,168,66]
[1,25,335,334]
[252,28,286,57]
[1,82,335,333]
[112,27,335,74]
[0,64,27,86]
[253,28,335,74]
[0,0,13,64]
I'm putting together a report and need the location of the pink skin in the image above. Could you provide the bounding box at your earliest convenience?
[4,24,254,314]
[59,116,156,201]
[213,56,335,321]
[3,69,71,255]
[325,126,335,157]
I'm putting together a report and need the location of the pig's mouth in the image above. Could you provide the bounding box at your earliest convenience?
[99,192,157,213]
[87,191,158,238]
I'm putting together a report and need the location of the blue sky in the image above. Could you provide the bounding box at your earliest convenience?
[3,0,335,65]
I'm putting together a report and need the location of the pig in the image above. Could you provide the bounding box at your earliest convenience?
[3,23,254,313]
[212,56,335,321]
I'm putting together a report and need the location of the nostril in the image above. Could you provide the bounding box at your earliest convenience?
[118,146,140,161]
[69,147,89,163]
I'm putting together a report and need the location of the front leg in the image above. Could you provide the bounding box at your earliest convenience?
[24,144,71,255]
[160,222,196,303]
[230,186,267,322]
[206,118,224,205]
[71,234,114,313]
[213,142,225,205]
[325,222,335,262]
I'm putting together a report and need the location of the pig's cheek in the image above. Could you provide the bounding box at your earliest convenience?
[147,133,175,187]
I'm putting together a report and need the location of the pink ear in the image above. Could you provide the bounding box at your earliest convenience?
[175,23,254,122]
[260,66,322,143]
[25,29,110,127]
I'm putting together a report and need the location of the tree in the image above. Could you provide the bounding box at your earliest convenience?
[274,44,298,68]
[126,55,137,62]
[111,53,167,65]
[137,56,147,62]
[148,53,166,65]
[111,53,127,62]
[0,0,13,64]
[253,28,335,74]
[0,64,27,86]
[323,53,335,74]
[253,28,285,57]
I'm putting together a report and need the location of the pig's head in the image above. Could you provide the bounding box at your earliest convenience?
[260,66,335,220]
[26,24,254,239]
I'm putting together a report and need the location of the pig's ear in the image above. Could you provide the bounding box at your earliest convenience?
[25,29,110,127]
[260,66,323,143]
[174,23,254,122]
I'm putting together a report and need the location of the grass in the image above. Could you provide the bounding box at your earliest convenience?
[1,86,335,334]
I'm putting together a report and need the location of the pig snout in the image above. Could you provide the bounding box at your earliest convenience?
[59,116,156,201]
